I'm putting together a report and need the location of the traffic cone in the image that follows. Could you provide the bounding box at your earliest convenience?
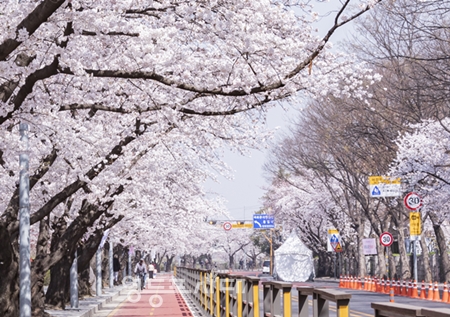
[395,280,400,295]
[419,281,426,299]
[349,276,353,289]
[357,276,362,290]
[343,275,348,288]
[371,277,376,292]
[352,276,356,289]
[433,282,441,302]
[401,280,408,296]
[380,278,385,293]
[389,286,395,302]
[427,282,434,301]
[411,280,419,298]
[339,275,344,288]
[387,279,392,294]
[442,283,448,303]
[408,280,413,297]
[446,283,450,304]
[363,276,367,291]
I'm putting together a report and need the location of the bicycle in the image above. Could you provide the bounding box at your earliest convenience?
[137,272,146,290]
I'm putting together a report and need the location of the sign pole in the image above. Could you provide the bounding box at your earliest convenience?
[333,252,337,279]
[413,236,418,282]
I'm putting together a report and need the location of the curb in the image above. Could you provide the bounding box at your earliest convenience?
[45,285,133,317]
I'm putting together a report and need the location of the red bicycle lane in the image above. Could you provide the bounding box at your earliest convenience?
[108,273,193,317]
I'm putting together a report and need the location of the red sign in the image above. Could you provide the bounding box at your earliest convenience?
[380,232,393,247]
[223,222,232,231]
[404,192,422,211]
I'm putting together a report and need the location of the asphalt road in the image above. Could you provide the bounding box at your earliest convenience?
[245,273,450,316]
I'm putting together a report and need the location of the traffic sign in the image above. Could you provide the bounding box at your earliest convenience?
[334,242,343,252]
[404,192,422,210]
[330,234,339,250]
[380,232,393,247]
[410,212,422,236]
[253,214,275,229]
[369,176,401,197]
[223,222,232,231]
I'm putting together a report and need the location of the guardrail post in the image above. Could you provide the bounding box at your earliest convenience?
[263,282,271,317]
[225,277,230,317]
[244,277,259,317]
[237,278,243,317]
[297,287,314,317]
[282,283,292,317]
[215,275,221,317]
[314,289,351,317]
[313,291,329,317]
[210,272,214,315]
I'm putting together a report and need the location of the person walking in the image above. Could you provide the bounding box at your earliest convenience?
[113,254,121,285]
[148,261,155,279]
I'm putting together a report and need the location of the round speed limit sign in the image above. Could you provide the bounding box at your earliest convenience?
[404,192,422,211]
[223,222,232,231]
[380,232,393,247]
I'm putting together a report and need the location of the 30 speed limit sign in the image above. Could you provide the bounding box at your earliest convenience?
[380,232,393,247]
[223,222,232,231]
[404,192,422,211]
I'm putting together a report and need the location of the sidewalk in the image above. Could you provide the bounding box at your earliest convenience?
[45,285,133,317]
[45,273,199,317]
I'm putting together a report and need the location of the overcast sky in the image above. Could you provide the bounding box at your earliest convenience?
[205,104,295,220]
[205,2,355,221]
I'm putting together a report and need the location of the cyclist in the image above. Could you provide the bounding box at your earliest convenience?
[134,259,147,290]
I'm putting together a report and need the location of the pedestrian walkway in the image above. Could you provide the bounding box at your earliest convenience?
[46,273,197,317]
[94,273,196,317]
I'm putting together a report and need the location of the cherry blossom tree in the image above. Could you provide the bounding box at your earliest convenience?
[0,0,383,315]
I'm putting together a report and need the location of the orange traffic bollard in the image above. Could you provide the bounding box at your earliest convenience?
[411,280,419,298]
[419,281,426,300]
[357,276,362,290]
[427,282,434,301]
[433,282,441,302]
[395,280,400,295]
[401,280,408,296]
[389,287,395,302]
[442,283,448,303]
[408,280,412,297]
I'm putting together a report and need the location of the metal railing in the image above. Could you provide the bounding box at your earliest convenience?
[175,267,352,317]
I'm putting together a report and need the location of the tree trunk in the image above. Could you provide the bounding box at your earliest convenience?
[432,221,450,282]
[376,236,387,278]
[78,264,93,298]
[165,255,175,272]
[31,217,52,316]
[0,223,20,317]
[420,236,432,282]
[45,255,73,309]
[357,226,367,278]
[397,225,412,279]
[317,251,332,277]
[387,247,396,280]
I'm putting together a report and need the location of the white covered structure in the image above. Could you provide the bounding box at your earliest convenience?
[274,231,315,282]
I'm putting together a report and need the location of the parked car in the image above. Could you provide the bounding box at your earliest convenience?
[262,260,271,274]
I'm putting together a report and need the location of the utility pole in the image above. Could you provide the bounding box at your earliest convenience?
[263,229,274,275]
[19,123,31,317]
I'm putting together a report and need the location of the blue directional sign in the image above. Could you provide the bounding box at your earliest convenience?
[253,214,275,229]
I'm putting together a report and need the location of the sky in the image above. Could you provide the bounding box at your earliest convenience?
[205,1,355,221]
[205,104,295,221]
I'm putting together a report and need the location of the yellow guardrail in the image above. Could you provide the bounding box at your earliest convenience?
[175,267,352,317]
